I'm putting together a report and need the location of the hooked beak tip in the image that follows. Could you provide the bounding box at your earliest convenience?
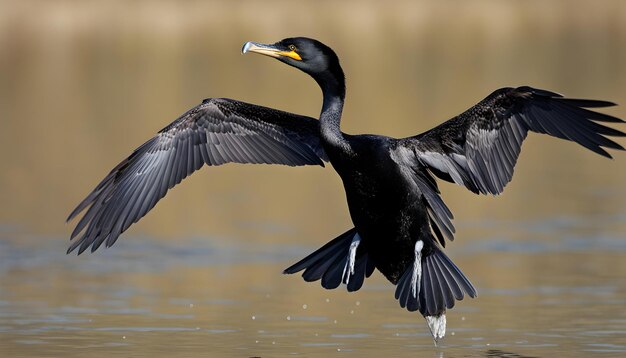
[241,41,253,54]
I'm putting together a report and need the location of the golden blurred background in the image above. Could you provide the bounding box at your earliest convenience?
[1,1,626,356]
[1,0,625,244]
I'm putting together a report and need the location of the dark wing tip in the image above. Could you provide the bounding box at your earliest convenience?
[66,212,76,223]
[559,98,618,108]
[66,199,89,223]
[67,97,328,254]
[66,238,82,255]
[515,86,563,98]
[516,87,625,158]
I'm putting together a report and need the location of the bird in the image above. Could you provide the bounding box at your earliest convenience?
[67,37,624,342]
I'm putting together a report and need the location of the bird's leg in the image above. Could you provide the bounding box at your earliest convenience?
[411,240,424,298]
[342,233,361,285]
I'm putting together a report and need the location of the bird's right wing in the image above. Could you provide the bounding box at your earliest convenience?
[67,98,327,254]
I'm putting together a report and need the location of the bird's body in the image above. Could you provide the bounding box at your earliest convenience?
[325,133,429,282]
[68,37,624,342]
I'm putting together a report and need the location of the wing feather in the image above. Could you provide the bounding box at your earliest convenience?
[67,98,327,254]
[392,86,623,244]
[397,86,624,198]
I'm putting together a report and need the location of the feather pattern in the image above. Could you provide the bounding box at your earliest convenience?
[284,228,374,292]
[395,243,476,316]
[67,98,327,254]
[397,86,624,197]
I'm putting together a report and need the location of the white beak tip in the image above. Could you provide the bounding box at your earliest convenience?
[241,42,253,54]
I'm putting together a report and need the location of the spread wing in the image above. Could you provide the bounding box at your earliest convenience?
[67,98,327,254]
[398,86,624,196]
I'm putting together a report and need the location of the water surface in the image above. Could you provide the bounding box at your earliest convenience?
[2,216,626,357]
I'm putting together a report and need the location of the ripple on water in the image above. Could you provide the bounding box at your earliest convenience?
[204,299,242,305]
[301,342,341,347]
[103,308,151,315]
[150,313,194,319]
[287,315,328,322]
[13,315,91,325]
[14,339,46,345]
[580,330,626,336]
[584,343,626,353]
[93,326,200,332]
[204,329,238,334]
[330,333,371,339]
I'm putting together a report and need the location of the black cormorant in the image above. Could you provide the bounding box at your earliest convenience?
[67,37,624,341]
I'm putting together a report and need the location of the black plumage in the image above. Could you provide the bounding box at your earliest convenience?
[401,87,624,196]
[68,37,624,341]
[67,98,327,254]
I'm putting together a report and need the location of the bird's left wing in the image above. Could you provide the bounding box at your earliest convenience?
[67,98,327,254]
[396,86,624,196]
[392,86,624,246]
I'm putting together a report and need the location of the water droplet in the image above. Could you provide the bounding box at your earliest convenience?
[325,298,330,303]
[255,340,259,344]
[451,331,455,336]
[302,304,308,309]
[189,303,194,308]
[252,315,256,320]
[350,310,354,314]
[355,301,360,306]
[337,348,341,352]
[333,320,337,324]
[461,316,466,321]
[286,316,291,321]
[122,336,126,339]
[272,341,276,345]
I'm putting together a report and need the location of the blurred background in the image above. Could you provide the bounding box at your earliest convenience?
[1,0,626,356]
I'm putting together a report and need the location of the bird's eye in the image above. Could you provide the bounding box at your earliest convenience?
[288,45,297,51]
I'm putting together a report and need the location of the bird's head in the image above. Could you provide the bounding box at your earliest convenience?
[242,37,345,99]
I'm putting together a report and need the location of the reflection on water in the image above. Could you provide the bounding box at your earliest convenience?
[1,0,626,357]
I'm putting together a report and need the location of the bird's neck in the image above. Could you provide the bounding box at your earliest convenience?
[318,75,350,153]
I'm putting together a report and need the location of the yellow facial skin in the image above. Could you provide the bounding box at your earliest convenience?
[279,50,302,61]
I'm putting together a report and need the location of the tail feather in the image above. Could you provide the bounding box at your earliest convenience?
[424,261,443,315]
[285,228,356,274]
[431,254,463,300]
[284,228,373,292]
[301,247,345,282]
[435,248,476,298]
[431,255,458,307]
[321,252,349,289]
[395,243,476,317]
